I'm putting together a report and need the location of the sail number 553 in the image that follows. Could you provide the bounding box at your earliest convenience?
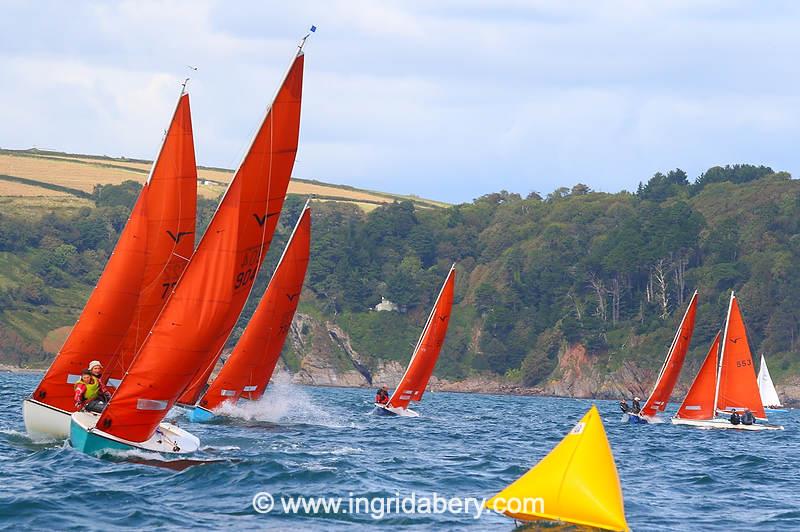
[735,359,752,368]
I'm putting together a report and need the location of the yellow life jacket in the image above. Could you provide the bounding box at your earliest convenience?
[75,376,100,401]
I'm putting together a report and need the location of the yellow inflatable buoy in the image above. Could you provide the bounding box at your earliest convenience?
[485,405,628,531]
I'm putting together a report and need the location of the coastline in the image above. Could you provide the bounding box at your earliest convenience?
[0,364,43,374]
[3,363,797,407]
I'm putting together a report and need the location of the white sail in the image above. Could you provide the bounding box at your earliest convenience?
[758,354,782,408]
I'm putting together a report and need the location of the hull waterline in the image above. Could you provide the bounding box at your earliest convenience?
[70,412,201,455]
[185,406,216,423]
[671,417,783,431]
[372,403,420,417]
[623,413,649,424]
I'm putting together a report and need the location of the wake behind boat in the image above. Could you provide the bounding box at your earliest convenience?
[186,203,311,423]
[373,265,456,417]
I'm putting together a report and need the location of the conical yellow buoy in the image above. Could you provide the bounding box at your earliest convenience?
[485,405,629,531]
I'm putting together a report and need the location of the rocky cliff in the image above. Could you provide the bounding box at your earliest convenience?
[277,313,799,407]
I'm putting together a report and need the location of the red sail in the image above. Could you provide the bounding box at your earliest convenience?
[105,94,197,385]
[388,265,456,409]
[715,294,766,419]
[675,332,720,420]
[30,94,196,412]
[97,52,304,443]
[640,291,698,416]
[198,204,311,411]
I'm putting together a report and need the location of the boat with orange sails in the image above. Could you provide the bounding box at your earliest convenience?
[23,90,198,439]
[672,292,784,431]
[625,290,698,424]
[374,265,455,417]
[69,38,307,454]
[186,202,311,423]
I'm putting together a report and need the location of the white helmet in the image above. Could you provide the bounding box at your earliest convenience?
[88,360,103,371]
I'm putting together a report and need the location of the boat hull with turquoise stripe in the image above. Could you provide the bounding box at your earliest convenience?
[70,412,201,455]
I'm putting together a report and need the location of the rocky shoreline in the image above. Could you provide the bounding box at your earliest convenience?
[5,361,797,407]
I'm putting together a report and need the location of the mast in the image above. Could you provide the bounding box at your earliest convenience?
[714,291,735,415]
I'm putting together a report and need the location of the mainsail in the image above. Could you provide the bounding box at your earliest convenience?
[640,290,698,417]
[715,293,766,419]
[674,332,721,420]
[96,50,305,443]
[105,94,197,385]
[757,354,782,408]
[485,406,629,531]
[388,265,456,409]
[198,203,311,411]
[29,93,197,413]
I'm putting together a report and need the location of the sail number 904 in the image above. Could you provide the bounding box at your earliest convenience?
[235,247,262,290]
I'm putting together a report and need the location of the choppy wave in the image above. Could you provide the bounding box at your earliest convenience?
[1,371,798,530]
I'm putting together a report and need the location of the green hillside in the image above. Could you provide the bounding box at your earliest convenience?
[2,164,800,390]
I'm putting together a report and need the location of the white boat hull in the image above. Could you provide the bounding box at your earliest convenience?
[373,403,420,417]
[70,411,201,455]
[671,417,783,431]
[23,398,72,439]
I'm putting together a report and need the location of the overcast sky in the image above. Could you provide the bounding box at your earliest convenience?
[2,1,799,203]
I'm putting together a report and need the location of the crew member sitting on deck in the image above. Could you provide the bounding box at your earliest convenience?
[730,410,741,425]
[74,367,112,413]
[619,400,630,414]
[631,397,641,414]
[375,386,389,405]
[741,409,756,425]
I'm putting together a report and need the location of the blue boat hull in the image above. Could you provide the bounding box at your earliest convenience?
[372,405,397,416]
[186,406,216,423]
[625,413,649,424]
[70,417,135,455]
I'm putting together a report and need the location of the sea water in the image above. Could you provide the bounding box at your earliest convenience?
[1,371,798,530]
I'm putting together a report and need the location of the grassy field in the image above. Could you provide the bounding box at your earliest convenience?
[0,148,448,210]
[0,180,71,197]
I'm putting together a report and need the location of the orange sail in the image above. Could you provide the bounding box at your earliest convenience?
[29,93,197,412]
[105,93,197,386]
[198,203,311,411]
[675,332,720,420]
[388,265,456,409]
[97,51,305,443]
[715,293,766,419]
[640,291,698,416]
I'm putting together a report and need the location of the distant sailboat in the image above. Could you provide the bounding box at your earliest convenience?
[672,292,783,431]
[373,265,456,417]
[485,406,629,532]
[758,354,786,412]
[187,203,311,423]
[70,42,306,455]
[23,91,198,438]
[630,290,698,423]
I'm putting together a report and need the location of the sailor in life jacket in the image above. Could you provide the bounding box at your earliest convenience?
[375,386,390,405]
[74,365,112,413]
